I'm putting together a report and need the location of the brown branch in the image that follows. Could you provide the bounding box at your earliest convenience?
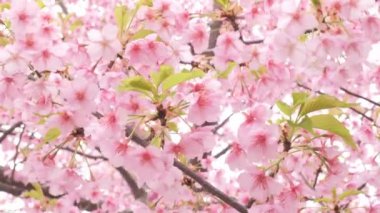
[0,166,97,211]
[0,121,23,144]
[56,0,68,14]
[173,159,248,213]
[11,124,25,181]
[340,87,380,108]
[58,146,147,203]
[116,167,147,202]
[212,113,234,134]
[312,166,322,189]
[128,126,248,212]
[59,146,108,161]
[214,144,232,159]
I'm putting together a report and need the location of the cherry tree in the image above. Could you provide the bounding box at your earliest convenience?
[0,0,380,212]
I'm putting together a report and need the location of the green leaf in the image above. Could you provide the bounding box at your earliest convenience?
[23,183,44,200]
[0,36,10,46]
[217,62,236,79]
[311,0,321,7]
[151,65,174,87]
[338,189,362,201]
[292,92,309,106]
[151,135,161,148]
[138,0,153,6]
[114,5,134,34]
[70,19,83,32]
[309,114,357,149]
[167,122,178,132]
[117,76,155,96]
[215,0,230,8]
[0,3,10,11]
[299,95,353,117]
[43,128,61,143]
[161,68,204,91]
[298,116,315,134]
[276,101,292,116]
[35,0,45,8]
[314,197,333,203]
[131,28,155,40]
[251,65,267,79]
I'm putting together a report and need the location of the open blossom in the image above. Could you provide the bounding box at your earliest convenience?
[238,167,282,202]
[0,45,30,74]
[33,42,68,71]
[186,22,209,54]
[179,127,215,158]
[188,79,223,125]
[6,0,39,34]
[239,124,280,163]
[238,104,271,139]
[86,24,122,63]
[125,37,172,68]
[129,147,166,185]
[226,142,249,170]
[61,78,99,111]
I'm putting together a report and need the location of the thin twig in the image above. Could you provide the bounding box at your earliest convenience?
[56,0,68,14]
[116,167,147,202]
[59,146,108,161]
[173,159,248,213]
[340,87,380,108]
[11,124,25,181]
[212,113,234,134]
[214,144,232,158]
[59,146,146,202]
[0,121,23,144]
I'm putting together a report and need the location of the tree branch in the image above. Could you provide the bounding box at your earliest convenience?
[56,0,68,14]
[0,166,97,211]
[0,121,23,144]
[173,159,248,213]
[116,167,147,202]
[58,146,147,203]
[340,87,380,108]
[127,127,248,212]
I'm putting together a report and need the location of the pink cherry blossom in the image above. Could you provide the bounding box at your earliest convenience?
[238,167,282,202]
[86,24,122,63]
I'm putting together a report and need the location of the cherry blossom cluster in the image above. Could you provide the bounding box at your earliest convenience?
[0,0,380,212]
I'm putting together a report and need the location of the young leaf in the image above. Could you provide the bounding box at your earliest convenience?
[70,19,83,32]
[216,0,230,9]
[338,189,362,201]
[309,114,356,149]
[118,76,155,95]
[0,2,10,11]
[131,28,155,40]
[151,65,174,87]
[114,5,137,34]
[43,128,61,143]
[276,101,292,116]
[217,62,236,79]
[298,116,314,134]
[114,5,129,32]
[292,92,309,106]
[161,68,204,91]
[35,0,45,8]
[299,95,353,117]
[311,0,321,7]
[23,183,44,200]
[167,122,178,132]
[151,135,162,148]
